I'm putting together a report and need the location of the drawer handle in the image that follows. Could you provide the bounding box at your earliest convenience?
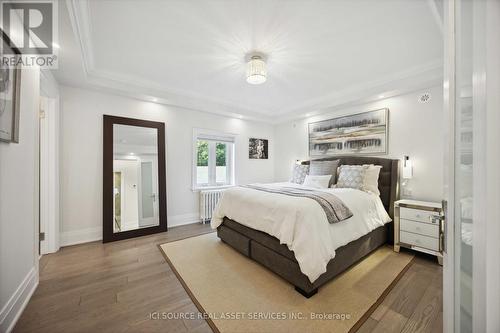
[415,227,421,231]
[415,214,421,218]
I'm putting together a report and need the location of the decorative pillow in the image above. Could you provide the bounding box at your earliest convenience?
[302,175,332,189]
[309,160,340,186]
[336,165,366,190]
[290,164,310,184]
[363,165,382,195]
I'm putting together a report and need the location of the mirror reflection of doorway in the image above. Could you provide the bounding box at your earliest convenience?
[113,171,122,232]
[112,156,158,233]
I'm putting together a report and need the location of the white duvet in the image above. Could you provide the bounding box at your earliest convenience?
[211,182,391,283]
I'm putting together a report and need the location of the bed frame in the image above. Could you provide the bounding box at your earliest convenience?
[217,156,400,298]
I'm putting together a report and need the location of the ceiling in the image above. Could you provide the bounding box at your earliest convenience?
[54,0,443,123]
[113,124,158,156]
[114,124,157,147]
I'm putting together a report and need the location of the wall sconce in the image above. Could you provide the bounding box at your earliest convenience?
[402,155,413,179]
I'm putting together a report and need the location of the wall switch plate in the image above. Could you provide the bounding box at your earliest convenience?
[402,187,413,197]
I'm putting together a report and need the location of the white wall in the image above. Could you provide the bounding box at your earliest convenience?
[60,86,274,243]
[274,86,444,202]
[0,69,40,332]
[60,85,443,244]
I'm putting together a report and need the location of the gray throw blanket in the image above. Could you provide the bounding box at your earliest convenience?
[242,185,353,224]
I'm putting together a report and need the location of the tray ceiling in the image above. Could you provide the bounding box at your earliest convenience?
[55,0,443,122]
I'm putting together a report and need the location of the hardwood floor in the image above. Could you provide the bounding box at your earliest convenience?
[15,223,214,333]
[357,252,443,333]
[14,224,442,333]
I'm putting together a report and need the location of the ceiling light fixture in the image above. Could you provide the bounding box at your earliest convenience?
[246,55,267,85]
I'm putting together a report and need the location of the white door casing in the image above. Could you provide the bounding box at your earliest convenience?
[39,70,60,255]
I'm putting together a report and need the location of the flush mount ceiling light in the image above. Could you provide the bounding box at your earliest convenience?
[246,55,267,85]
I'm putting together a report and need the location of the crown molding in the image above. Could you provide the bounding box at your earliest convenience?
[273,82,443,125]
[66,0,94,75]
[65,0,274,123]
[85,68,274,121]
[427,0,444,35]
[274,59,442,116]
[65,0,443,125]
[272,60,443,123]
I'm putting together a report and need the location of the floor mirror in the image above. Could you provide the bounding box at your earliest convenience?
[103,115,167,242]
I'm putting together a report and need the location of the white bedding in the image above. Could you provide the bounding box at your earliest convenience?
[211,182,391,283]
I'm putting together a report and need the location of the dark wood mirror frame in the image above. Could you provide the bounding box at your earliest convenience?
[103,115,167,243]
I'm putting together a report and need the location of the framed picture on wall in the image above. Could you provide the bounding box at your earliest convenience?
[0,30,22,143]
[249,138,268,159]
[308,108,388,157]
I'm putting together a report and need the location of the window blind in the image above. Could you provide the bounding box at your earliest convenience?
[196,134,235,143]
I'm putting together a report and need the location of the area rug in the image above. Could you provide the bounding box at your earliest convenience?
[159,232,413,333]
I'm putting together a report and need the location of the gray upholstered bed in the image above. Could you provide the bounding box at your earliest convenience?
[217,156,400,298]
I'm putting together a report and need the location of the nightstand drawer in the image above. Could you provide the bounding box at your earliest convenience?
[400,207,440,224]
[400,219,438,238]
[400,231,439,251]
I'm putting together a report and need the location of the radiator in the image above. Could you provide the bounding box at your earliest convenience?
[199,189,225,223]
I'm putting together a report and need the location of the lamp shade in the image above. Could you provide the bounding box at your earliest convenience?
[246,56,267,84]
[402,156,413,179]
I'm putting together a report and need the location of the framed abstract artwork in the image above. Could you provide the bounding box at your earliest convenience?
[308,108,388,157]
[0,30,21,143]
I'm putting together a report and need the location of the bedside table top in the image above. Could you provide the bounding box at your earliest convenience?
[395,199,442,210]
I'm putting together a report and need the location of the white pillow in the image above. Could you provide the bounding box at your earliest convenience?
[290,164,310,184]
[336,165,366,190]
[302,175,332,189]
[363,164,382,195]
[335,164,382,195]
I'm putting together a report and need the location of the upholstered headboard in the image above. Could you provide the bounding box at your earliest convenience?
[301,156,400,219]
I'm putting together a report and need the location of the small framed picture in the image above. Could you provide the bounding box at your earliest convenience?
[249,138,268,159]
[0,31,22,143]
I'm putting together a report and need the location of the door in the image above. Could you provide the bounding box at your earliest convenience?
[139,161,156,227]
[443,0,500,332]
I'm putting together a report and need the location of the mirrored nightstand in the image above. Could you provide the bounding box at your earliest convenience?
[393,199,444,265]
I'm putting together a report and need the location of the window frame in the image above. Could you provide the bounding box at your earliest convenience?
[192,128,235,191]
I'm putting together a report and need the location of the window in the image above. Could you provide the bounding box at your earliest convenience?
[193,129,235,189]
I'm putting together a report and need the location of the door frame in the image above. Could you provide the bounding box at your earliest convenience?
[39,70,60,254]
[442,1,455,332]
[102,115,167,243]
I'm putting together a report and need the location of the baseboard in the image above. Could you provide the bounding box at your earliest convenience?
[60,213,200,247]
[60,226,102,247]
[0,267,39,333]
[168,213,200,227]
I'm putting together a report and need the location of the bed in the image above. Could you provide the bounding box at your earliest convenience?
[212,156,400,298]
